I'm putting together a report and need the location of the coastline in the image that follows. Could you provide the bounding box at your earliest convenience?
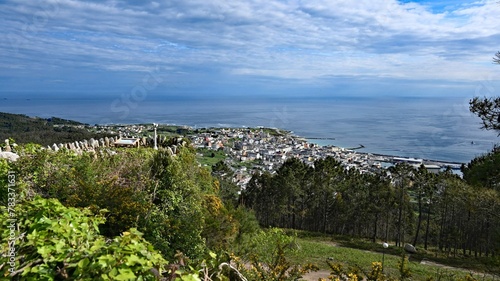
[0,107,491,166]
[301,133,462,163]
[304,137,466,167]
[1,94,498,164]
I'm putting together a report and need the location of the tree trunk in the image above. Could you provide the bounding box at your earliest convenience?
[397,185,404,247]
[413,194,423,246]
[322,194,328,233]
[424,195,432,250]
[438,201,448,251]
[372,212,379,243]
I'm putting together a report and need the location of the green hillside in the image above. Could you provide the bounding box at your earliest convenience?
[0,112,115,146]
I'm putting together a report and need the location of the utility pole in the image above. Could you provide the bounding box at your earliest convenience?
[153,123,158,150]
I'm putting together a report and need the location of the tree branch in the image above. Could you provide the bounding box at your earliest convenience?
[10,258,43,276]
[494,51,500,64]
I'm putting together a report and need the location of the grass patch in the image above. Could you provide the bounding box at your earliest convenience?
[235,159,261,170]
[284,230,498,281]
[196,148,226,170]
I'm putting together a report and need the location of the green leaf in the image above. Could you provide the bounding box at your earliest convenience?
[23,265,36,275]
[38,245,54,257]
[209,251,217,259]
[125,254,144,266]
[109,267,118,277]
[54,240,66,253]
[98,254,115,268]
[90,238,106,252]
[30,228,38,239]
[114,268,136,280]
[179,273,202,281]
[78,258,90,268]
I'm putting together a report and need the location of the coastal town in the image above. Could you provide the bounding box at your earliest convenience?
[0,122,463,189]
[89,123,463,188]
[188,127,462,188]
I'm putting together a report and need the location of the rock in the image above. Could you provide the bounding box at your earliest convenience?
[4,139,11,152]
[0,152,19,162]
[404,243,417,254]
[104,137,110,147]
[52,144,59,152]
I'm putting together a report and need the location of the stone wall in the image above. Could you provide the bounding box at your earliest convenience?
[1,136,189,161]
[43,136,188,154]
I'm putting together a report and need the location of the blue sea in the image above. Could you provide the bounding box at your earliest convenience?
[1,94,498,163]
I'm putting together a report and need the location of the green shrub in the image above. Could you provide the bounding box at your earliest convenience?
[0,197,168,280]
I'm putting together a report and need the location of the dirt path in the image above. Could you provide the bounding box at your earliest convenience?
[297,240,498,281]
[301,270,331,281]
[300,260,498,281]
[419,259,497,280]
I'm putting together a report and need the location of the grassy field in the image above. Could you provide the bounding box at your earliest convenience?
[196,148,226,170]
[286,233,498,281]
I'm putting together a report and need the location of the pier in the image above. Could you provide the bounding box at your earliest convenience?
[307,137,336,140]
[347,144,365,150]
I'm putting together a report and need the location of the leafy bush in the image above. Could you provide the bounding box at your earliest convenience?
[14,148,154,237]
[11,145,258,264]
[0,196,260,281]
[232,228,318,281]
[0,158,12,206]
[0,197,169,280]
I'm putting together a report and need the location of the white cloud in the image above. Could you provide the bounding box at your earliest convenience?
[0,0,499,92]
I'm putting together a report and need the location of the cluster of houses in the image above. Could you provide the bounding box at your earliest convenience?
[1,124,459,186]
[190,128,399,188]
[91,124,147,137]
[189,127,461,188]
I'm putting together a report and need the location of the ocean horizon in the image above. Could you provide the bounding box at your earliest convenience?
[1,94,498,164]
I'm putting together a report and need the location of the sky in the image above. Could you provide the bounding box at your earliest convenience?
[1,0,500,99]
